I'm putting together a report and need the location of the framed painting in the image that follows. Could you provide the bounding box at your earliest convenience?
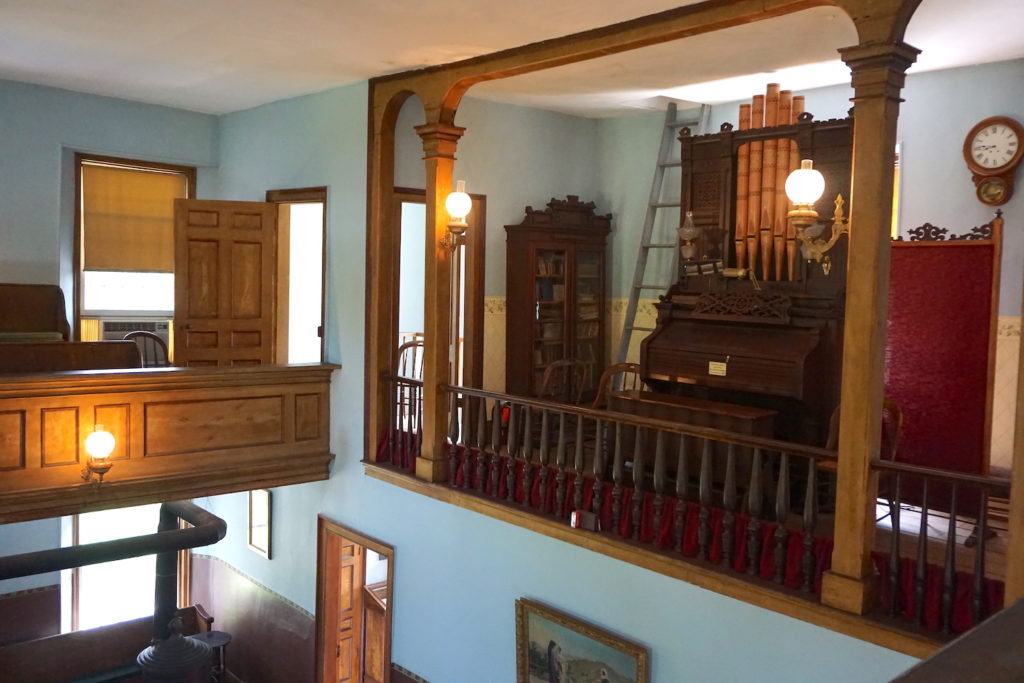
[516,598,648,683]
[247,488,272,558]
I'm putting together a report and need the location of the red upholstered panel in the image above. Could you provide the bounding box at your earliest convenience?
[886,242,995,474]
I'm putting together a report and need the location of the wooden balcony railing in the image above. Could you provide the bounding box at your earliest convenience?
[0,364,336,523]
[374,377,1016,645]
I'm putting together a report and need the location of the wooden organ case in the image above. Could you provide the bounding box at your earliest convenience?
[641,109,853,445]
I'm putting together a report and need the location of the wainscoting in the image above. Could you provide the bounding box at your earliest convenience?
[190,554,315,683]
[0,584,59,646]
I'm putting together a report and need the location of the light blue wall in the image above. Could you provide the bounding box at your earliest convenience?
[0,519,62,593]
[197,83,918,682]
[0,79,218,305]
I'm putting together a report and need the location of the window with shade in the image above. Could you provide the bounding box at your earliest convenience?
[78,157,195,315]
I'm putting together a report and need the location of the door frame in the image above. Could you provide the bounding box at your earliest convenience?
[315,515,395,683]
[266,186,329,363]
[393,186,486,388]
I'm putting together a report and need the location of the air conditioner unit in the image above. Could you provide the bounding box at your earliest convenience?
[100,319,171,345]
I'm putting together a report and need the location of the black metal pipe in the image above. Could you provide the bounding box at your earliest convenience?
[0,501,225,583]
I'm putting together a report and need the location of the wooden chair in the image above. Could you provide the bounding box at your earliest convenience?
[591,362,646,409]
[822,399,904,518]
[538,358,589,406]
[396,339,424,380]
[123,330,170,368]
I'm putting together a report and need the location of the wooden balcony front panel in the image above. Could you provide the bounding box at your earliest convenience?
[0,364,336,523]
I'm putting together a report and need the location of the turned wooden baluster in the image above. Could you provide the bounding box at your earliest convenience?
[673,436,689,553]
[652,430,667,541]
[722,443,737,568]
[505,404,519,503]
[773,452,790,584]
[591,418,605,518]
[447,392,461,486]
[802,457,819,592]
[398,380,410,469]
[474,397,488,493]
[697,438,712,561]
[572,414,585,511]
[746,448,764,576]
[386,377,397,463]
[914,481,929,625]
[458,395,473,488]
[413,385,421,458]
[555,412,568,517]
[521,407,535,507]
[971,488,989,625]
[612,422,624,533]
[538,410,551,511]
[631,427,646,541]
[888,473,902,615]
[489,401,502,495]
[941,483,959,634]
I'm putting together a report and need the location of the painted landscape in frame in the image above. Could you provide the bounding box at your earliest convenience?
[516,599,648,683]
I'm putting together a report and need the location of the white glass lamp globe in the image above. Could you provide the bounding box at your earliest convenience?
[445,180,472,222]
[785,159,826,206]
[85,427,116,460]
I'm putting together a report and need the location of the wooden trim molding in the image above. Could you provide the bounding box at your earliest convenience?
[0,364,337,523]
[364,462,942,659]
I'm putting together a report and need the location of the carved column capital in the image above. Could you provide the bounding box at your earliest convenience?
[414,122,466,160]
[839,41,920,101]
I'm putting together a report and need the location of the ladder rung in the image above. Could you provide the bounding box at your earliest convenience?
[650,202,681,208]
[667,119,701,129]
[644,243,676,249]
[658,161,683,168]
[627,326,655,333]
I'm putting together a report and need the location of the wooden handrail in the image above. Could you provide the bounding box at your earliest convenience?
[442,383,837,463]
[872,458,1011,494]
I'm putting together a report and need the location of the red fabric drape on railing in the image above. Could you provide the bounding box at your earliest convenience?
[376,432,1004,635]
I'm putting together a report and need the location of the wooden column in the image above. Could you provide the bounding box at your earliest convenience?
[820,41,919,615]
[1004,273,1024,600]
[414,121,465,483]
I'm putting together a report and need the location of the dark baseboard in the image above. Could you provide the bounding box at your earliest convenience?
[0,584,60,646]
[190,554,315,683]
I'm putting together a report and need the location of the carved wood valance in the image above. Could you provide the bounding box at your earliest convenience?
[898,210,1003,242]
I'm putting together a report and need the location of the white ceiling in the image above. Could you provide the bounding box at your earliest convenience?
[0,0,1021,117]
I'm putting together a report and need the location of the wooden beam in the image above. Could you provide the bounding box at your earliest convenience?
[821,40,919,615]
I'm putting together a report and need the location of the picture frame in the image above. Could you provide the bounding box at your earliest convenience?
[515,598,648,683]
[247,488,272,558]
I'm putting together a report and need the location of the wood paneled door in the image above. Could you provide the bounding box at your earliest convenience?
[174,199,277,367]
[316,517,394,683]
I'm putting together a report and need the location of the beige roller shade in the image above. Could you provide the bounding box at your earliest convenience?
[81,164,187,273]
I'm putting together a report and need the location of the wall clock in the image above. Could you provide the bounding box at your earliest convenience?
[963,116,1023,206]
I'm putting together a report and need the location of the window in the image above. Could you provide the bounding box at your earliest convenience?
[61,503,161,632]
[75,155,196,333]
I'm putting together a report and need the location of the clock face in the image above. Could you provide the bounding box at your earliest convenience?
[970,123,1019,170]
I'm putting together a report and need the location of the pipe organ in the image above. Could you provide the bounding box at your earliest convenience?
[641,86,853,445]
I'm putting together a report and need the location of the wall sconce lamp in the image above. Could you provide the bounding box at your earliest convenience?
[785,159,848,275]
[441,180,472,251]
[82,425,115,483]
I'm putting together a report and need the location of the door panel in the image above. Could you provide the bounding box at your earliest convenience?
[336,542,364,683]
[174,199,276,367]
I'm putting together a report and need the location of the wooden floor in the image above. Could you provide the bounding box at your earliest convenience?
[872,498,1009,580]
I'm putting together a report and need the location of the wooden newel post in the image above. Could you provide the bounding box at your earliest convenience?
[414,121,466,483]
[821,41,919,615]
